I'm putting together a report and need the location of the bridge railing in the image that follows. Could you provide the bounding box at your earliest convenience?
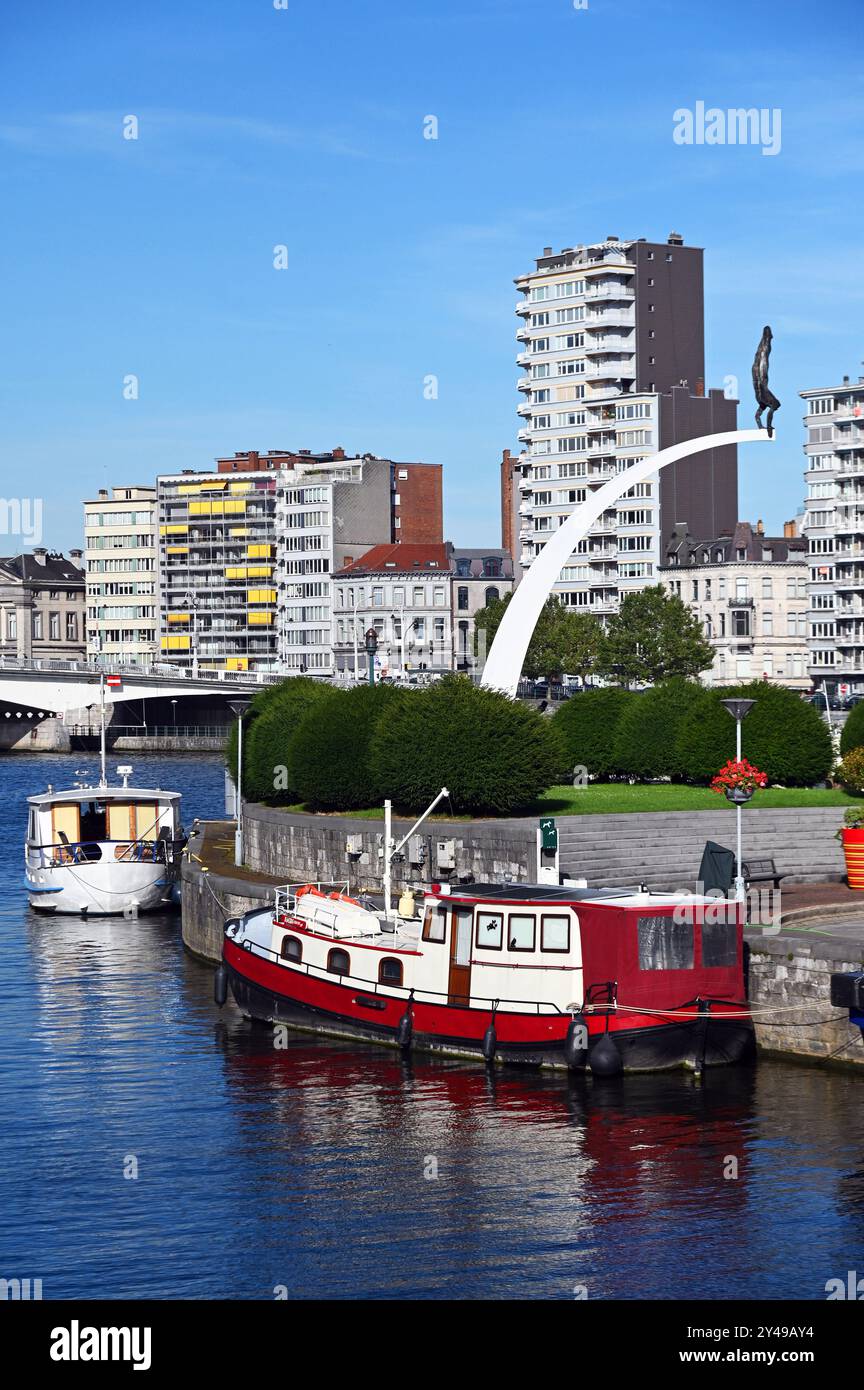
[0,655,282,685]
[64,725,229,739]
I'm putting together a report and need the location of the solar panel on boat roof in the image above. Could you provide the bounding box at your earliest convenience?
[444,883,639,902]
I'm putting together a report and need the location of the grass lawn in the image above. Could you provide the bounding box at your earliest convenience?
[535,783,860,815]
[279,783,860,819]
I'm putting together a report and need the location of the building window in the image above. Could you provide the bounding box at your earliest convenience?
[281,935,302,962]
[49,612,60,641]
[482,557,502,578]
[762,577,773,599]
[763,610,773,636]
[733,611,751,638]
[379,957,403,985]
[32,612,43,641]
[327,948,350,976]
[484,587,500,606]
[457,586,469,611]
[66,613,78,642]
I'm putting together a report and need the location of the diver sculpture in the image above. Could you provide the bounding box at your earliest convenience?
[752,326,780,437]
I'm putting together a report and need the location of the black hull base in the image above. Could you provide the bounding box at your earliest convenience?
[225,962,756,1075]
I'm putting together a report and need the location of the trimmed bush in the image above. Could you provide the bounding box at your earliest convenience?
[675,681,833,787]
[837,747,864,795]
[225,677,334,804]
[551,686,636,781]
[370,673,564,816]
[611,677,699,781]
[288,683,404,810]
[840,701,864,756]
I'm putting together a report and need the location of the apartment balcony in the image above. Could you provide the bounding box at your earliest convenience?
[517,376,531,393]
[583,338,634,356]
[517,428,532,443]
[586,414,618,431]
[584,283,636,302]
[584,360,634,381]
[584,308,636,330]
[517,401,532,418]
[516,324,531,342]
[834,575,864,591]
[728,596,755,607]
[518,474,533,490]
[516,352,531,368]
[516,299,531,316]
[834,544,864,562]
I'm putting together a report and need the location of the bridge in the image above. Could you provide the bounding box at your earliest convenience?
[0,657,280,714]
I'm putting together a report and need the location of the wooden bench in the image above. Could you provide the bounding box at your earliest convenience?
[741,857,783,890]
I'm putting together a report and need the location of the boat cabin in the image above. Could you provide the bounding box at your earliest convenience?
[27,787,182,866]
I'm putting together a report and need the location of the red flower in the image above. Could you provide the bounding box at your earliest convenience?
[709,758,768,795]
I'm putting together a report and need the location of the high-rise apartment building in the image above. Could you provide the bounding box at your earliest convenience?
[155,449,443,675]
[800,373,864,692]
[507,233,737,614]
[83,487,157,665]
[156,469,279,672]
[272,451,443,675]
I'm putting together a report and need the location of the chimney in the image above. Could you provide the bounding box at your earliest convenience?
[69,548,83,561]
[542,246,552,256]
[32,547,48,565]
[98,489,108,499]
[694,377,704,398]
[332,446,345,460]
[756,519,764,535]
[668,231,684,245]
[783,520,798,538]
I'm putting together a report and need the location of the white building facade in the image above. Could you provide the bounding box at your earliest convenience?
[801,374,864,692]
[83,486,158,666]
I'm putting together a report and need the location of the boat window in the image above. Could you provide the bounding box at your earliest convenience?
[701,919,737,968]
[281,935,303,963]
[327,948,350,976]
[638,915,694,971]
[379,957,403,985]
[476,910,503,951]
[422,906,446,943]
[508,913,536,951]
[541,914,570,953]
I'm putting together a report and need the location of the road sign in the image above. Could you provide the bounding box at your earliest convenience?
[106,675,123,689]
[539,816,558,852]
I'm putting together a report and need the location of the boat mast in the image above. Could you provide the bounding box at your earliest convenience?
[383,786,449,922]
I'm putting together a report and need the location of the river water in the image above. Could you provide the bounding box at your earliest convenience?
[1,751,863,1300]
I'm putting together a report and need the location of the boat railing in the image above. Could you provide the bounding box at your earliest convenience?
[274,882,359,932]
[236,934,564,1016]
[29,839,172,868]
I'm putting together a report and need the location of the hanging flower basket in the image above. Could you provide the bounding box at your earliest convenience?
[710,758,768,803]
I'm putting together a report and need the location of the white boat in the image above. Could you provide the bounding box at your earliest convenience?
[24,675,185,916]
[25,776,185,916]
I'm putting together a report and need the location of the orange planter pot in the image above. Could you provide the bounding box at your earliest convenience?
[841,827,864,890]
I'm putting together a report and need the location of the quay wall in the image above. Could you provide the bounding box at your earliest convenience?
[748,935,864,1069]
[242,802,849,894]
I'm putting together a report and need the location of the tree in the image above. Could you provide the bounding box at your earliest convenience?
[288,683,403,810]
[611,677,699,781]
[552,687,637,781]
[370,674,565,815]
[474,593,603,683]
[675,680,833,787]
[596,585,714,686]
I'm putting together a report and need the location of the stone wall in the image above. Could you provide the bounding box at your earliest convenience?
[747,934,864,1068]
[241,802,849,894]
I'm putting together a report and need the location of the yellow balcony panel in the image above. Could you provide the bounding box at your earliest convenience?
[188,501,212,516]
[229,482,251,494]
[178,483,203,496]
[248,611,273,626]
[160,524,190,536]
[246,544,275,559]
[226,658,249,671]
[167,613,191,624]
[161,635,191,651]
[245,565,273,578]
[248,588,277,604]
[166,545,189,555]
[225,566,247,580]
[229,527,250,537]
[223,499,247,515]
[200,479,227,492]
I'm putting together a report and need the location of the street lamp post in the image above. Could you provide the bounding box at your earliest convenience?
[721,698,756,902]
[228,698,251,866]
[365,628,378,687]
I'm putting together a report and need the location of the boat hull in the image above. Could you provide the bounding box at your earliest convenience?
[223,941,755,1074]
[26,861,176,916]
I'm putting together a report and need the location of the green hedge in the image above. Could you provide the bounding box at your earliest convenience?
[675,681,833,787]
[612,677,699,781]
[841,701,864,756]
[287,684,404,810]
[225,677,334,803]
[369,673,565,816]
[551,687,636,781]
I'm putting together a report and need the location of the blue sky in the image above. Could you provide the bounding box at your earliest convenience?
[0,0,862,552]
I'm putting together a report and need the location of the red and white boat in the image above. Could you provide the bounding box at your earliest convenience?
[215,880,754,1074]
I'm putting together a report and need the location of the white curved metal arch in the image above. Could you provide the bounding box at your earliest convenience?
[482,428,773,697]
